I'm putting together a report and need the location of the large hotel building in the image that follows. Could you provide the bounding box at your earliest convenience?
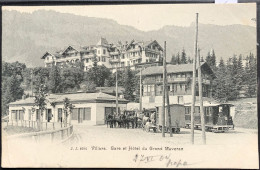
[41,37,164,72]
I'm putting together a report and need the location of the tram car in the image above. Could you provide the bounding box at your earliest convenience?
[156,104,186,133]
[143,104,185,133]
[184,102,234,132]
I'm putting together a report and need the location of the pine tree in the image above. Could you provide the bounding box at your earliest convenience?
[235,55,244,97]
[246,53,257,97]
[205,52,211,66]
[229,55,239,100]
[181,48,187,64]
[213,58,228,102]
[170,54,177,65]
[176,52,181,65]
[211,49,216,68]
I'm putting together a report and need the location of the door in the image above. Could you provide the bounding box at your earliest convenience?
[83,108,91,121]
[47,109,52,122]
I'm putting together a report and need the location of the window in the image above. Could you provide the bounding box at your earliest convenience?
[103,49,106,54]
[180,84,183,91]
[98,50,100,54]
[177,96,183,104]
[185,107,191,115]
[58,108,62,122]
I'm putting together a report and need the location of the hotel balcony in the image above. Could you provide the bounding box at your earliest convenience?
[109,58,120,63]
[143,77,211,85]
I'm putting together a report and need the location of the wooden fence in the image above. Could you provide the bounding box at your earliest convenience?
[3,120,69,131]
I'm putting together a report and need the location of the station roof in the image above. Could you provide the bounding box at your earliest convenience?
[9,92,128,106]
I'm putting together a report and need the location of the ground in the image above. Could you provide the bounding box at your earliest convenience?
[70,124,258,146]
[2,124,258,168]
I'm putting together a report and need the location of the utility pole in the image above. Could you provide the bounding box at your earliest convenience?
[139,67,142,112]
[162,41,166,137]
[198,48,206,144]
[165,41,172,137]
[191,13,199,144]
[31,69,33,97]
[116,62,119,115]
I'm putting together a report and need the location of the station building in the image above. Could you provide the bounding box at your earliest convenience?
[8,92,128,125]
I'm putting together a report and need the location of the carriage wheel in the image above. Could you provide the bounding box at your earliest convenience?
[153,127,157,133]
[176,128,180,133]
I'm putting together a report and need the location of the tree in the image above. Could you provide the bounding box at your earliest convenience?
[123,67,136,101]
[170,54,177,65]
[229,55,239,100]
[235,55,244,96]
[60,67,84,92]
[246,53,257,97]
[2,75,24,116]
[48,66,62,93]
[34,84,48,131]
[212,58,228,102]
[176,52,181,65]
[180,48,187,64]
[63,97,74,127]
[86,65,111,87]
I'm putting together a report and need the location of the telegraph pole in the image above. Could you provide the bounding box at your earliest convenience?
[198,48,206,144]
[165,41,172,137]
[162,41,166,137]
[191,13,199,144]
[139,67,142,112]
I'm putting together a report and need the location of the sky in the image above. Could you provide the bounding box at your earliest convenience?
[3,3,256,31]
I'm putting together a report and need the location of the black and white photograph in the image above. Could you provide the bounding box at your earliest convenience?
[1,3,258,168]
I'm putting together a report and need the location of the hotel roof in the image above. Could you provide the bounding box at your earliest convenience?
[137,62,215,76]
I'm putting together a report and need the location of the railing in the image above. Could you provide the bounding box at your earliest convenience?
[4,120,73,144]
[7,125,73,144]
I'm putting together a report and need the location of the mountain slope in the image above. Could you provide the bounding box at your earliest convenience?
[2,10,256,67]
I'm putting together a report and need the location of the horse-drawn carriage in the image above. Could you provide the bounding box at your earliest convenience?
[106,109,142,129]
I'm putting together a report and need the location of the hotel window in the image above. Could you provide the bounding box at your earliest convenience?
[143,85,148,96]
[98,50,100,54]
[150,85,155,96]
[185,107,191,115]
[103,49,106,54]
